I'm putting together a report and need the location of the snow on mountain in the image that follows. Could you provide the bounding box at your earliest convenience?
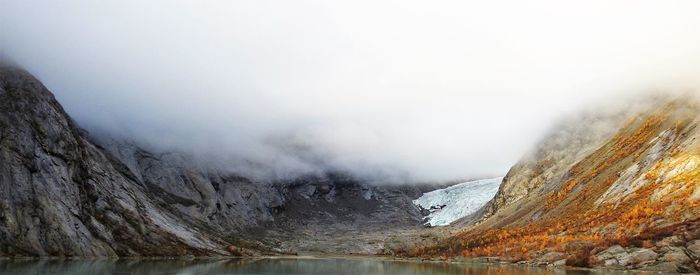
[413,177,503,226]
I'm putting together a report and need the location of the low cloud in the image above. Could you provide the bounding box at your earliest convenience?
[2,0,700,182]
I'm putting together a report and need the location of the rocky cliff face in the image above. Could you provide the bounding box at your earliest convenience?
[97,139,432,254]
[0,64,429,257]
[415,95,700,272]
[0,65,234,257]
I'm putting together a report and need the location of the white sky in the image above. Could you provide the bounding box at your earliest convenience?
[2,0,700,181]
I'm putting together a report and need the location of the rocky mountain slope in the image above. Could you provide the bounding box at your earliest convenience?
[0,64,431,257]
[412,95,700,273]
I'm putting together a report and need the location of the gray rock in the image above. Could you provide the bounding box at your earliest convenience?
[603,258,619,266]
[605,245,627,255]
[628,248,658,266]
[656,236,684,248]
[299,185,316,199]
[687,240,700,260]
[660,247,691,264]
[614,251,632,266]
[0,64,229,257]
[591,245,632,267]
[642,262,681,273]
[0,64,433,256]
[538,251,566,263]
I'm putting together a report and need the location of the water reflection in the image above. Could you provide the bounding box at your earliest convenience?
[0,257,615,275]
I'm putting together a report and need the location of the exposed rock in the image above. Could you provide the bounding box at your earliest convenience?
[604,245,626,255]
[419,94,700,273]
[659,247,692,264]
[537,251,565,264]
[592,245,630,266]
[0,64,229,257]
[258,173,434,254]
[656,235,684,249]
[627,248,658,266]
[552,259,567,266]
[0,64,434,257]
[683,228,700,243]
[687,240,700,260]
[479,108,629,221]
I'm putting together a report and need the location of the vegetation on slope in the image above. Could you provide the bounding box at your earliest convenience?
[408,96,700,271]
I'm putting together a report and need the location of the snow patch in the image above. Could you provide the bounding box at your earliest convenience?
[413,177,502,226]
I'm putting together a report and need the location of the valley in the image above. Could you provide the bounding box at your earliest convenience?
[1,63,699,273]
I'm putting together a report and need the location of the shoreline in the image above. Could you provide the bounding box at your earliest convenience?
[0,253,624,273]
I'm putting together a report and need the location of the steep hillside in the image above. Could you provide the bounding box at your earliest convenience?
[98,139,432,255]
[0,64,431,257]
[0,64,232,256]
[412,95,700,272]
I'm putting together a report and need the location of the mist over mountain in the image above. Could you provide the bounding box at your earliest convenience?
[3,1,700,182]
[3,2,700,273]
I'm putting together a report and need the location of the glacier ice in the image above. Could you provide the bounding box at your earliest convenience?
[413,177,502,226]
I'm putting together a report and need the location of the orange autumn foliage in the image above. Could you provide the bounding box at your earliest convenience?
[406,100,700,267]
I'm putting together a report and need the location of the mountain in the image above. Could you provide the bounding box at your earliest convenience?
[0,64,237,256]
[411,95,700,272]
[0,64,433,257]
[10,62,698,271]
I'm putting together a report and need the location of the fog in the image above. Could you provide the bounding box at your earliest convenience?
[2,0,700,182]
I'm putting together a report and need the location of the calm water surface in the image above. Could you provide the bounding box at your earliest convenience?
[0,257,622,275]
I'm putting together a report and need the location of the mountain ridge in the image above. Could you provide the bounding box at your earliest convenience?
[410,94,700,272]
[0,64,435,257]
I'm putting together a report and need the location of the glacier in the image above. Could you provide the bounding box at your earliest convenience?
[413,177,503,226]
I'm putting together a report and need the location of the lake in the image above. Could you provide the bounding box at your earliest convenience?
[0,257,620,274]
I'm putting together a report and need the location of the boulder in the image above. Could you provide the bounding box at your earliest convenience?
[592,245,630,266]
[628,248,658,266]
[660,247,692,264]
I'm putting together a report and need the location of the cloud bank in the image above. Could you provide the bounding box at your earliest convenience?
[2,0,700,182]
